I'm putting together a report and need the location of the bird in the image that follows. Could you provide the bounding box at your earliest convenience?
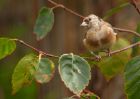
[81,14,117,60]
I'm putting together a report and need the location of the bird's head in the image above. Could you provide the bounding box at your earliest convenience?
[81,14,102,30]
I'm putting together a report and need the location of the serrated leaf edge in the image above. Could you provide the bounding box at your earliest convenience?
[58,54,91,96]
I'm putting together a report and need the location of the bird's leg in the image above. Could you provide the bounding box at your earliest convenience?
[106,49,111,56]
[90,51,101,61]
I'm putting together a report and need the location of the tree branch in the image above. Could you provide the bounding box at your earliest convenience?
[130,0,140,15]
[82,41,140,61]
[48,0,85,19]
[12,39,59,58]
[108,41,140,55]
[113,27,140,37]
[11,38,140,61]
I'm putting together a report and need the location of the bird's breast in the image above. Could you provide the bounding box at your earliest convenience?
[84,28,116,51]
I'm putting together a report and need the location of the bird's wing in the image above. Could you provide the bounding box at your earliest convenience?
[103,21,117,35]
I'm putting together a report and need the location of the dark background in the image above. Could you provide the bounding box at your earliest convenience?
[0,0,139,99]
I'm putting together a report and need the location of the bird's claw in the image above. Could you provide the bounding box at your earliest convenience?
[106,49,111,56]
[107,52,111,56]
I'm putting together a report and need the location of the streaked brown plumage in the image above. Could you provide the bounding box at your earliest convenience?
[81,14,117,59]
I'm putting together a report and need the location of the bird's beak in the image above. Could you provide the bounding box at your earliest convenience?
[80,21,88,27]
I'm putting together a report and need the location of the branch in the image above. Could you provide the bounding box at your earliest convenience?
[12,39,59,58]
[11,38,140,61]
[113,27,140,37]
[84,41,140,61]
[109,41,140,55]
[48,0,85,19]
[130,0,140,15]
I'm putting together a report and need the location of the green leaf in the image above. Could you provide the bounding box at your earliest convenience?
[0,38,16,60]
[131,23,140,57]
[12,54,38,94]
[103,2,130,20]
[59,54,91,96]
[124,56,140,99]
[81,93,100,99]
[98,38,131,80]
[34,7,54,40]
[35,58,55,83]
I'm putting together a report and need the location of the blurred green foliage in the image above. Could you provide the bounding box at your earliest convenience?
[131,23,140,57]
[98,38,131,80]
[124,56,140,99]
[0,58,37,99]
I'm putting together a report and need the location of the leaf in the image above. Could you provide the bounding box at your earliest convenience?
[98,38,131,80]
[12,54,38,94]
[81,93,100,99]
[0,38,16,60]
[35,58,55,83]
[103,2,130,20]
[59,54,91,96]
[124,56,140,99]
[34,7,54,40]
[131,23,140,57]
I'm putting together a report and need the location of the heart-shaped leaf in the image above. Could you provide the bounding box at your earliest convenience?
[124,56,140,99]
[59,54,91,96]
[0,38,16,60]
[34,7,54,40]
[35,58,55,83]
[12,54,38,94]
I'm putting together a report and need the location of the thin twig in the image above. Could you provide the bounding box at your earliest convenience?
[84,41,140,61]
[113,27,140,37]
[130,0,140,15]
[11,39,59,58]
[10,38,140,61]
[109,41,140,55]
[52,4,63,10]
[48,0,85,19]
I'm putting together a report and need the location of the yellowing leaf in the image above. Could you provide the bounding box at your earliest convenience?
[0,38,16,60]
[12,54,38,94]
[35,58,55,83]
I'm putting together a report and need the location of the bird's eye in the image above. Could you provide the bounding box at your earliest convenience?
[84,19,89,24]
[89,18,91,21]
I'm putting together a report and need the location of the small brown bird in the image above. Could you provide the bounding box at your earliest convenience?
[81,14,117,59]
